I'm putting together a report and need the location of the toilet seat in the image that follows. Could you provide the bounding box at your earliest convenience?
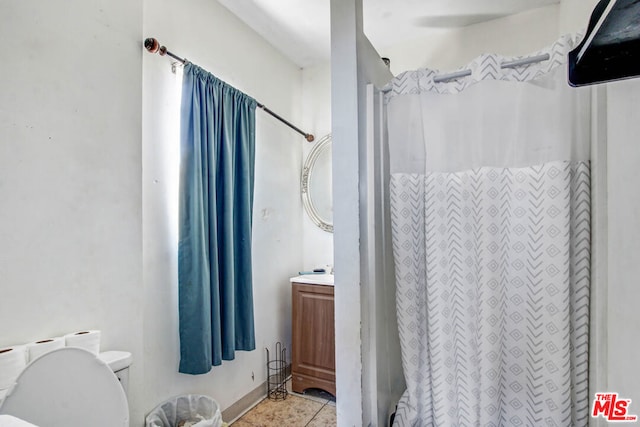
[0,347,128,427]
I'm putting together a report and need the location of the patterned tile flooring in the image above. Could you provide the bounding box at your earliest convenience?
[230,385,336,427]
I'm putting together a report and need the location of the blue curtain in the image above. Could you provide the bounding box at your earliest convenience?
[178,63,256,374]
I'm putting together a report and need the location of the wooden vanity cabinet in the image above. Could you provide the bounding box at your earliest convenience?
[291,282,335,397]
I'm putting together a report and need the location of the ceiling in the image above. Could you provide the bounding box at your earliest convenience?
[217,0,560,68]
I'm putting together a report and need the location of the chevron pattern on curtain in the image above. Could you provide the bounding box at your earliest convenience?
[390,161,590,426]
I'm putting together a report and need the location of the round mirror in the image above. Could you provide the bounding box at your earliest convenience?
[302,134,333,233]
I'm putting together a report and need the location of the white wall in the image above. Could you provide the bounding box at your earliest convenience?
[142,0,304,424]
[330,1,365,425]
[301,63,334,271]
[2,0,308,424]
[378,3,597,76]
[606,79,640,412]
[331,1,398,425]
[360,83,406,427]
[356,36,399,427]
[0,0,144,423]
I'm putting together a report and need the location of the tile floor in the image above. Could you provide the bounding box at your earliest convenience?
[230,384,336,427]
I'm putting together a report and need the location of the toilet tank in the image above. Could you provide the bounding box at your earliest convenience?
[98,351,133,396]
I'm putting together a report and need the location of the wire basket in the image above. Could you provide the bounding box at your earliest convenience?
[266,342,287,401]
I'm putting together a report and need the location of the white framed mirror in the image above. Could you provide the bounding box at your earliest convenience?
[301,134,332,233]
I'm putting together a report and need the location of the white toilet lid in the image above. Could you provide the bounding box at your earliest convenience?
[0,347,128,427]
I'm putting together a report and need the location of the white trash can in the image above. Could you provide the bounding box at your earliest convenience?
[145,395,222,427]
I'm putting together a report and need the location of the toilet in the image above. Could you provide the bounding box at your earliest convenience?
[0,347,132,426]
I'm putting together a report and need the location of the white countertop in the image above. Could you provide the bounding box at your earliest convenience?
[290,274,334,286]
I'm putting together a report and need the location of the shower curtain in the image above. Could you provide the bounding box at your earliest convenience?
[387,35,591,426]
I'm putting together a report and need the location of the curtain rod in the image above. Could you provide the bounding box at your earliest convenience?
[432,53,551,83]
[382,53,551,92]
[144,37,315,143]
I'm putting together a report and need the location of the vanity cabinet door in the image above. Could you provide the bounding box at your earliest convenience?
[291,283,335,396]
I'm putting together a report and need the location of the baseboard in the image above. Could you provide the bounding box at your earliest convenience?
[222,382,266,423]
[221,364,292,423]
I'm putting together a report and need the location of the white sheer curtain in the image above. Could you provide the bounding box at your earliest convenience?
[387,35,592,426]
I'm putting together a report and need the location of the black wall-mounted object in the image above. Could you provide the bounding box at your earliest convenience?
[569,0,640,87]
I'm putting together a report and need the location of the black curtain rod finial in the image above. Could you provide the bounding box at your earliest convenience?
[144,37,160,54]
[144,37,170,59]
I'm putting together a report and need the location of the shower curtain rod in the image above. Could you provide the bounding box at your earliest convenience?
[433,53,551,83]
[144,37,315,142]
[382,53,551,92]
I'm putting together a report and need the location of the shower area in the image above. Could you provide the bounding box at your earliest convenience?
[384,35,591,426]
[327,1,630,426]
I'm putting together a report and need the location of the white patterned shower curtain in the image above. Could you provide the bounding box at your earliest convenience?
[386,35,592,427]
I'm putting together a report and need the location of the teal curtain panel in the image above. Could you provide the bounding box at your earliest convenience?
[178,63,256,374]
